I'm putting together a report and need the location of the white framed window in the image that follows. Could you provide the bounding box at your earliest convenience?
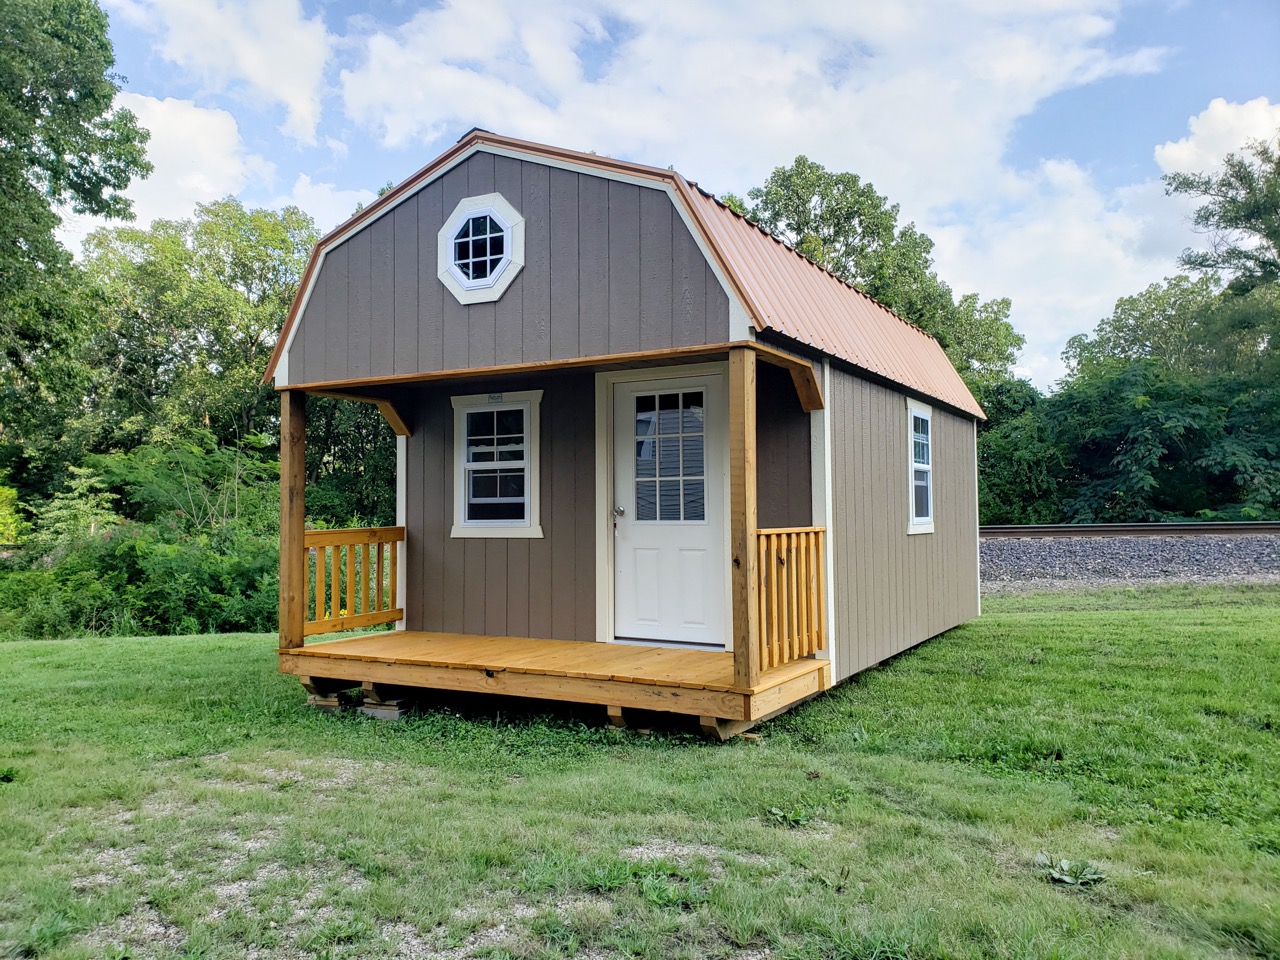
[907,399,934,535]
[451,390,543,539]
[438,193,525,305]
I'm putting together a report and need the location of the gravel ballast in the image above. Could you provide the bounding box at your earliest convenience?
[980,534,1280,594]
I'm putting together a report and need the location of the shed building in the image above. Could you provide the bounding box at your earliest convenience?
[264,130,983,737]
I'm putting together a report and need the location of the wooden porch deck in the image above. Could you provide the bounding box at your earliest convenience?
[279,632,830,733]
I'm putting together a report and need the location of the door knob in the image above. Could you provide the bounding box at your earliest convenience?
[613,506,625,517]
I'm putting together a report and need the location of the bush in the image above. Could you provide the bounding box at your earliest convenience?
[0,520,280,640]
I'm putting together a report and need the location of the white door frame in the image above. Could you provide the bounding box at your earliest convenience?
[594,362,732,646]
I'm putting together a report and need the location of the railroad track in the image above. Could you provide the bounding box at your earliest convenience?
[980,522,1280,539]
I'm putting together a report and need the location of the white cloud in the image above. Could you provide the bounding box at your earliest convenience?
[933,96,1279,387]
[58,94,273,256]
[1154,96,1280,174]
[275,174,375,234]
[334,0,1181,389]
[337,0,1165,209]
[105,0,331,143]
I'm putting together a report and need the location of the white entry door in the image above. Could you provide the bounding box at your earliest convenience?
[612,373,728,646]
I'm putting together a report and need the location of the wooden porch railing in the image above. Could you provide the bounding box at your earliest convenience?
[305,526,404,637]
[755,526,826,670]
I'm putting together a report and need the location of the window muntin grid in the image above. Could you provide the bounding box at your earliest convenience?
[463,406,527,523]
[634,390,705,522]
[911,412,932,523]
[453,213,507,283]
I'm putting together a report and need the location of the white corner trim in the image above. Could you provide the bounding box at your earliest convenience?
[594,372,612,643]
[450,389,543,539]
[395,434,407,630]
[906,397,935,536]
[438,192,525,305]
[974,418,982,616]
[810,358,836,672]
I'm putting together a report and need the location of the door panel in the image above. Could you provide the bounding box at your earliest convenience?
[613,373,727,646]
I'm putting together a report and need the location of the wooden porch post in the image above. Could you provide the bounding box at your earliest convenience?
[279,390,306,649]
[729,347,760,688]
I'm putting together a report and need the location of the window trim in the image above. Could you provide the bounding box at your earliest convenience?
[907,398,934,535]
[451,390,544,539]
[437,192,526,305]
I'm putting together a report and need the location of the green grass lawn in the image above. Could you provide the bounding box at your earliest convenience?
[1,585,1277,960]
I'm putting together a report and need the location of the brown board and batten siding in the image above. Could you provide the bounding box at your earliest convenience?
[828,366,979,682]
[756,361,812,529]
[402,372,596,643]
[286,151,731,385]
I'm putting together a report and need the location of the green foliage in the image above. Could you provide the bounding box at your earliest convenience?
[1035,852,1106,887]
[0,482,20,543]
[744,155,1023,388]
[1165,130,1280,294]
[974,378,1064,524]
[1,440,280,639]
[28,465,119,549]
[765,804,813,828]
[0,0,150,380]
[1062,275,1222,378]
[1054,363,1279,521]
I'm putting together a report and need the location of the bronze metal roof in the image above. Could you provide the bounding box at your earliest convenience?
[686,184,984,419]
[265,130,984,419]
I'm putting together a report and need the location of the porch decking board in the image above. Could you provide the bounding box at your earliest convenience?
[279,632,828,721]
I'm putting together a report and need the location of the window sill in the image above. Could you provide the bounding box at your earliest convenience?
[451,524,544,539]
[907,521,935,536]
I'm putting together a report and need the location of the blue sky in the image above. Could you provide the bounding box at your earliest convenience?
[63,0,1280,387]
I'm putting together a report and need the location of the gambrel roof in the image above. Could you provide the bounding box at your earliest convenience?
[264,129,984,419]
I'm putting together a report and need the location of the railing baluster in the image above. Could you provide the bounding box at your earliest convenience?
[360,543,370,614]
[344,544,354,618]
[329,544,340,619]
[376,542,385,612]
[316,546,326,620]
[390,536,398,611]
[798,532,809,657]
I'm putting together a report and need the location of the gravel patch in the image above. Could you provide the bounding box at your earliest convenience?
[980,534,1280,594]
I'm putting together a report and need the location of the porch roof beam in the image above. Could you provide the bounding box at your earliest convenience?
[278,340,824,413]
[308,391,412,437]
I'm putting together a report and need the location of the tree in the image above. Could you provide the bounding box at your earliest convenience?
[0,0,151,376]
[79,199,319,447]
[743,156,1022,389]
[1165,132,1280,295]
[1061,275,1222,378]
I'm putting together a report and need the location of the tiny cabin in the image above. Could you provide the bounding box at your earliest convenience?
[265,130,983,738]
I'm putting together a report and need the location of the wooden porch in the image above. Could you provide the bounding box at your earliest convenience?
[276,345,832,735]
[279,631,829,738]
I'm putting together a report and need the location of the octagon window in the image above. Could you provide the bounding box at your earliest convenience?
[437,192,525,305]
[453,212,508,285]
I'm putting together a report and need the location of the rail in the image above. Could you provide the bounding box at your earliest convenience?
[980,521,1280,539]
[756,526,826,671]
[305,526,404,637]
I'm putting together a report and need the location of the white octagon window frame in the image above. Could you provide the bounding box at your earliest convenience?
[450,390,544,539]
[907,398,935,535]
[437,193,525,305]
